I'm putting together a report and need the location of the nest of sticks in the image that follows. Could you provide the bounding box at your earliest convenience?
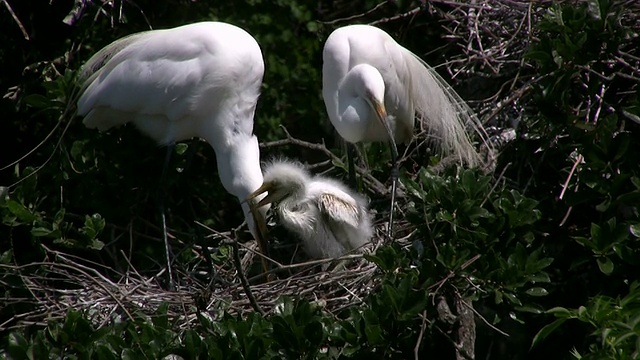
[0,225,395,331]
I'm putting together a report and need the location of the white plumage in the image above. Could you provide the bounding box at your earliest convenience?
[322,24,491,237]
[76,22,268,241]
[247,160,373,259]
[322,24,488,166]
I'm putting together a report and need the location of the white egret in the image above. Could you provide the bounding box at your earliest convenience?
[322,24,490,237]
[76,21,270,282]
[246,159,372,259]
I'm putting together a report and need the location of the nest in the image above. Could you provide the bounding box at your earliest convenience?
[0,223,396,331]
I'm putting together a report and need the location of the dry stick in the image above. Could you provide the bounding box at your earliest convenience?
[480,163,510,208]
[414,309,429,360]
[1,0,29,40]
[5,258,135,323]
[195,220,264,314]
[560,83,607,224]
[481,76,543,126]
[459,296,509,337]
[321,0,388,25]
[230,236,265,316]
[559,154,583,201]
[369,6,421,25]
[430,254,482,297]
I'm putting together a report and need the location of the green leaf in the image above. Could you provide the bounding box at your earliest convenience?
[23,94,50,109]
[504,292,523,306]
[6,200,38,223]
[597,257,614,275]
[31,227,53,237]
[175,143,189,155]
[306,21,318,33]
[0,249,13,264]
[515,305,544,314]
[546,307,572,317]
[526,287,549,297]
[586,0,601,20]
[531,319,568,348]
[90,239,105,250]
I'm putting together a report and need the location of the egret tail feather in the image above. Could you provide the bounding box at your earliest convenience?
[403,48,493,169]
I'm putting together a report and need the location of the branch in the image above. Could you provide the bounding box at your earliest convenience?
[231,228,265,316]
[2,0,29,40]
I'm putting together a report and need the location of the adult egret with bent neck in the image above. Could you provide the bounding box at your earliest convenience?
[247,159,372,260]
[322,24,491,238]
[76,21,269,284]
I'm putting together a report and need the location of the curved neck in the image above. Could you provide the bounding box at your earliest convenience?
[214,132,268,237]
[332,70,377,143]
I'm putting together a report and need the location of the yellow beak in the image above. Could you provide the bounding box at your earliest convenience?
[245,188,271,273]
[369,96,399,157]
[372,98,387,125]
[246,182,280,208]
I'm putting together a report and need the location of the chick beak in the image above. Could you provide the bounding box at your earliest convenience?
[246,182,279,208]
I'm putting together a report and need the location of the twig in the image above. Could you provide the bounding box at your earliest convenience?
[369,6,421,25]
[559,153,583,200]
[414,310,428,360]
[321,1,388,25]
[458,296,509,337]
[1,0,29,40]
[430,254,481,296]
[231,229,265,316]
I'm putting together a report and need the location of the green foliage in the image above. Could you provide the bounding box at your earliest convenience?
[402,167,549,316]
[533,282,640,359]
[508,0,640,357]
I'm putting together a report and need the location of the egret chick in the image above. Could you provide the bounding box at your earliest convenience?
[247,160,372,259]
[322,24,492,237]
[76,22,270,281]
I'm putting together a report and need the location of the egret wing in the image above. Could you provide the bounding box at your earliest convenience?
[77,23,262,125]
[317,193,361,229]
[77,29,216,122]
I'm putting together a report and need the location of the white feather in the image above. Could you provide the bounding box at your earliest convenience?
[322,24,491,167]
[76,21,268,239]
[260,159,373,259]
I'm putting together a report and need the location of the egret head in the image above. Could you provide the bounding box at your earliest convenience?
[347,64,392,140]
[246,160,310,207]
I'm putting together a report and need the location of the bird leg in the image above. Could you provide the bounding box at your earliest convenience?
[158,143,175,289]
[388,140,399,241]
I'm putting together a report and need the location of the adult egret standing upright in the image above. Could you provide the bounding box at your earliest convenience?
[322,24,490,238]
[76,22,269,284]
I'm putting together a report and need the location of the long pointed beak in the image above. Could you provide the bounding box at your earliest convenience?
[245,182,279,208]
[371,98,388,126]
[371,98,399,158]
[247,198,270,273]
